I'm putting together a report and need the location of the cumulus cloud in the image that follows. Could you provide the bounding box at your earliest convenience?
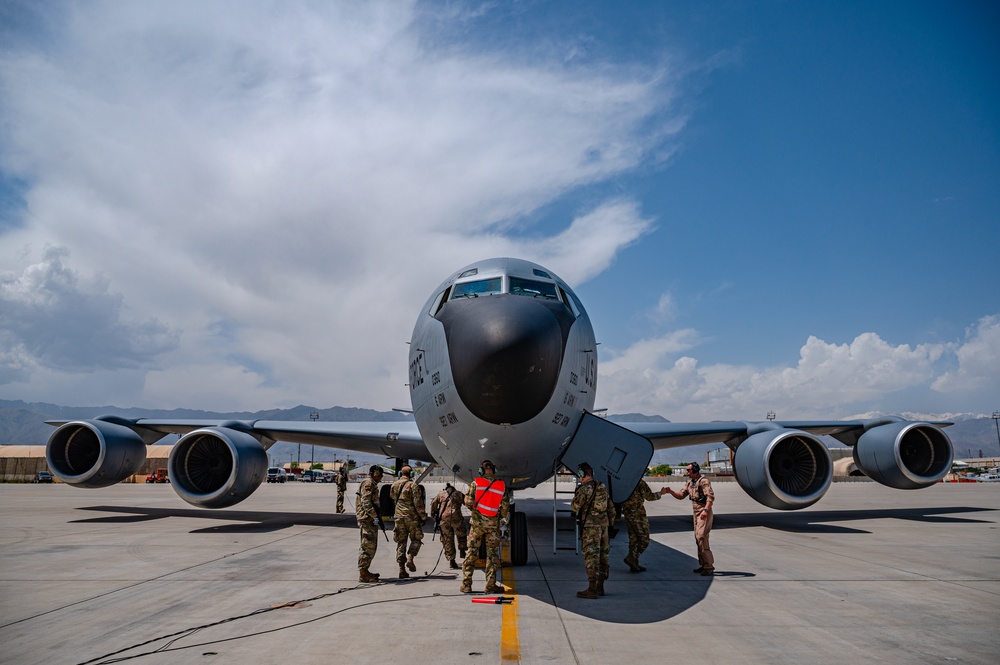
[599,328,954,421]
[0,247,179,379]
[932,315,1000,394]
[0,2,683,409]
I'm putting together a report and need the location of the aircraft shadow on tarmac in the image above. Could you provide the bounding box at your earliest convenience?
[68,501,995,624]
[647,504,996,535]
[72,505,360,533]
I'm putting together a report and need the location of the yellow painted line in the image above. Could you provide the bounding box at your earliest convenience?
[500,540,521,662]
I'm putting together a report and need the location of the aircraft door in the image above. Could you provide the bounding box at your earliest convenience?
[559,412,653,503]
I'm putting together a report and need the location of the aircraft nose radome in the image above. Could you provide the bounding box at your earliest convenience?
[439,295,571,425]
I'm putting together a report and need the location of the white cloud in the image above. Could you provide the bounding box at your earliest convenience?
[0,247,179,375]
[0,2,683,410]
[648,292,676,324]
[599,328,953,421]
[932,315,1000,394]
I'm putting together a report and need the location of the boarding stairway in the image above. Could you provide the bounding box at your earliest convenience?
[552,462,580,555]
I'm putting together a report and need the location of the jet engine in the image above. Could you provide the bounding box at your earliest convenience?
[852,421,952,489]
[46,419,147,488]
[734,428,833,510]
[168,425,268,509]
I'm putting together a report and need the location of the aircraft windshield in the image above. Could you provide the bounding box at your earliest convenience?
[509,277,558,299]
[451,277,502,299]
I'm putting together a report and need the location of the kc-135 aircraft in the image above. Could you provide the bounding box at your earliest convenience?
[46,257,953,564]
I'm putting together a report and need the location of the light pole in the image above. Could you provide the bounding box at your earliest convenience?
[766,411,776,421]
[992,411,1000,455]
[309,411,319,470]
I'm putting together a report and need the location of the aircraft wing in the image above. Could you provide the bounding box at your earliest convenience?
[45,417,431,462]
[614,416,954,510]
[251,420,429,461]
[616,419,952,449]
[43,416,430,509]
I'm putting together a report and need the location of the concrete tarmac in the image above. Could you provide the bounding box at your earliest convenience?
[1,480,998,665]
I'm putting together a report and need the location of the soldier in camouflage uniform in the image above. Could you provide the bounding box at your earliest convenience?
[390,466,427,578]
[431,482,468,569]
[570,462,614,599]
[664,462,716,575]
[621,478,668,572]
[356,465,384,582]
[461,460,510,594]
[335,466,348,514]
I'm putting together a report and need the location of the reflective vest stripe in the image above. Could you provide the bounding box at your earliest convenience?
[474,477,505,516]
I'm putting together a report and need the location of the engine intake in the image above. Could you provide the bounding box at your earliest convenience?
[168,426,268,508]
[46,420,147,488]
[734,428,833,510]
[853,421,952,489]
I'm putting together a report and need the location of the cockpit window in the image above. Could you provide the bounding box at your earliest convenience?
[451,277,502,299]
[559,287,580,317]
[509,277,558,300]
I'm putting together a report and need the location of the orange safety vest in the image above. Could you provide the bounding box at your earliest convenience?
[473,477,506,517]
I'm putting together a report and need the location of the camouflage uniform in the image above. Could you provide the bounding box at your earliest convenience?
[335,469,348,513]
[461,476,510,593]
[676,474,715,571]
[571,478,613,597]
[431,485,468,566]
[356,475,382,579]
[390,475,427,576]
[621,478,661,570]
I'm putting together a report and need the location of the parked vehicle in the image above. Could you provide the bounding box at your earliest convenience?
[300,469,324,482]
[266,467,286,483]
[285,471,296,481]
[145,468,169,483]
[33,471,54,483]
[976,474,1000,483]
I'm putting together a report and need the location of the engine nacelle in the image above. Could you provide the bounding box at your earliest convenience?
[853,421,953,489]
[734,428,833,510]
[46,419,147,488]
[168,426,268,509]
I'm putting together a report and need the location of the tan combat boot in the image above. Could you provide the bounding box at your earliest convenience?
[449,559,460,569]
[359,569,380,583]
[576,578,599,599]
[460,580,473,593]
[483,581,503,594]
[398,566,410,579]
[406,555,416,572]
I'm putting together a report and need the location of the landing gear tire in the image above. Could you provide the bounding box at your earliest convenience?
[510,511,528,566]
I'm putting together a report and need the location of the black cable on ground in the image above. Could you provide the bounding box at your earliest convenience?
[79,586,465,665]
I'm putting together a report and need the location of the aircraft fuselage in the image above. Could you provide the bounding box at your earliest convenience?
[408,258,597,489]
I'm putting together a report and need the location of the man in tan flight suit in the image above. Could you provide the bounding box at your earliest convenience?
[664,462,715,575]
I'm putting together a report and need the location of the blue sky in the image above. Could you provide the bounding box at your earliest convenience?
[0,1,997,420]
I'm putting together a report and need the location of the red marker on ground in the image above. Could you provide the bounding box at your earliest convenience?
[472,596,514,604]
